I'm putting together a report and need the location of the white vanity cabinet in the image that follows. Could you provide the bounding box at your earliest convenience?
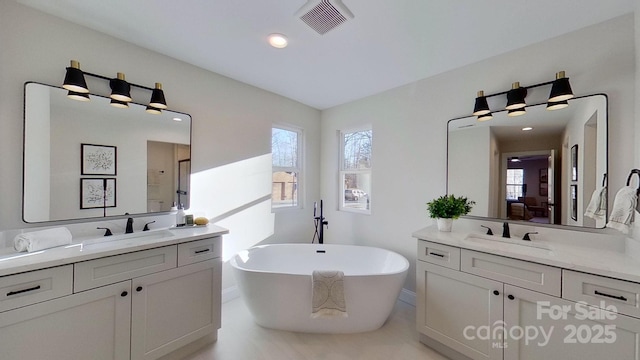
[0,280,132,360]
[416,238,640,360]
[0,235,223,360]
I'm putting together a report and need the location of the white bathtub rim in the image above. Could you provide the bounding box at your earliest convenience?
[229,243,409,276]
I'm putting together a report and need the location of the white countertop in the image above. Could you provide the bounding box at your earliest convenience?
[413,226,640,284]
[0,224,228,277]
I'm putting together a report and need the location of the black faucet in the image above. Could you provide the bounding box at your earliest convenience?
[502,222,510,238]
[126,218,134,234]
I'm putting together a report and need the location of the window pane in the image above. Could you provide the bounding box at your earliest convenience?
[506,169,524,200]
[343,130,372,170]
[272,171,298,208]
[272,128,298,167]
[342,172,371,211]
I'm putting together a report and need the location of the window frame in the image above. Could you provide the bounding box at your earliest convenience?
[506,168,524,200]
[271,124,304,211]
[339,125,372,215]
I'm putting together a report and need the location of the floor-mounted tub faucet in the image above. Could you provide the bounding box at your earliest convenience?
[313,200,328,244]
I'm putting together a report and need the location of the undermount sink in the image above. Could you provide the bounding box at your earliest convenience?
[81,229,174,249]
[464,233,553,252]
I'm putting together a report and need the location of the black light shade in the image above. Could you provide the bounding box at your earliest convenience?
[63,60,89,93]
[110,72,132,102]
[473,90,490,116]
[67,90,90,102]
[145,105,162,115]
[508,108,526,117]
[477,112,493,122]
[110,99,129,108]
[547,100,569,111]
[149,83,167,109]
[505,82,527,110]
[548,71,574,102]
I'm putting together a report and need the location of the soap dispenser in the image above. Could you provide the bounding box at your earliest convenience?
[176,204,186,226]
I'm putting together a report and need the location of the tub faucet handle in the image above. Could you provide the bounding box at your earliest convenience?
[522,232,538,241]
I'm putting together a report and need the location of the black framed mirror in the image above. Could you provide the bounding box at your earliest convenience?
[447,94,607,229]
[23,82,192,223]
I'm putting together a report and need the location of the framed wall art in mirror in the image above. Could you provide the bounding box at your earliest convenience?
[447,94,607,229]
[23,82,192,223]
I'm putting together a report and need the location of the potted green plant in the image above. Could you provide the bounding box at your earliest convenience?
[427,194,475,232]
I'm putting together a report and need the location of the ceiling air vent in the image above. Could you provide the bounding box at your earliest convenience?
[295,0,354,35]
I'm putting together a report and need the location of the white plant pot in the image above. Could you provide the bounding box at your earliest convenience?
[436,218,453,232]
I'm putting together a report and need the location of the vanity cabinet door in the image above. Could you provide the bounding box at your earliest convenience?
[503,284,640,360]
[0,280,132,360]
[417,261,504,360]
[131,259,221,360]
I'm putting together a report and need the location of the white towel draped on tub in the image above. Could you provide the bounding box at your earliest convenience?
[14,227,73,252]
[311,270,347,318]
[584,187,607,221]
[606,186,638,234]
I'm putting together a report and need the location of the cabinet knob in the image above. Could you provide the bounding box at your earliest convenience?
[121,291,128,297]
[493,290,500,296]
[136,286,143,292]
[508,295,515,300]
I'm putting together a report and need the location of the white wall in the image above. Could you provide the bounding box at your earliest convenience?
[321,14,636,292]
[0,2,321,290]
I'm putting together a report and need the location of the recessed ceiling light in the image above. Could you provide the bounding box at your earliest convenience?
[268,33,288,48]
[172,117,182,122]
[522,127,533,131]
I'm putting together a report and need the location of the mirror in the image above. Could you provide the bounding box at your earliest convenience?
[447,94,607,229]
[23,82,192,223]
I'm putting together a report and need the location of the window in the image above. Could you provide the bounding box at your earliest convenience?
[272,126,302,209]
[506,168,524,200]
[340,127,372,214]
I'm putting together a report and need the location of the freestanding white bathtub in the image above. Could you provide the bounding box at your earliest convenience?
[230,244,409,333]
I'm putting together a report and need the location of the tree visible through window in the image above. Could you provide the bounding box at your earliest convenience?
[506,168,524,200]
[272,126,301,209]
[340,128,372,214]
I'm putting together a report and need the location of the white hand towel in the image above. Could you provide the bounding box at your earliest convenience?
[584,187,607,221]
[311,270,347,318]
[606,186,637,234]
[14,227,73,252]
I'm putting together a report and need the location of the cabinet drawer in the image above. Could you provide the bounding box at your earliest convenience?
[74,246,177,292]
[417,241,460,270]
[178,237,221,267]
[0,265,73,312]
[563,270,640,318]
[461,250,561,296]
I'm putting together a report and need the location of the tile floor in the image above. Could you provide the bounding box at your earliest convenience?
[185,298,449,360]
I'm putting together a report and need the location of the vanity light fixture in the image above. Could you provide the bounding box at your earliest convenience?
[109,73,132,102]
[548,71,574,102]
[62,60,89,93]
[67,90,90,102]
[472,91,491,116]
[505,82,527,110]
[547,99,569,111]
[62,60,168,114]
[472,71,573,121]
[508,108,526,117]
[110,99,129,109]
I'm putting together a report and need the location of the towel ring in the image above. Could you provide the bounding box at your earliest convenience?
[626,169,640,195]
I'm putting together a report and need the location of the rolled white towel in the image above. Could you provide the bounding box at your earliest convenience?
[584,187,607,221]
[606,186,637,234]
[14,227,73,252]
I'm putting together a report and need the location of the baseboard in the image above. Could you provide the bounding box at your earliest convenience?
[222,285,240,303]
[398,288,416,306]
